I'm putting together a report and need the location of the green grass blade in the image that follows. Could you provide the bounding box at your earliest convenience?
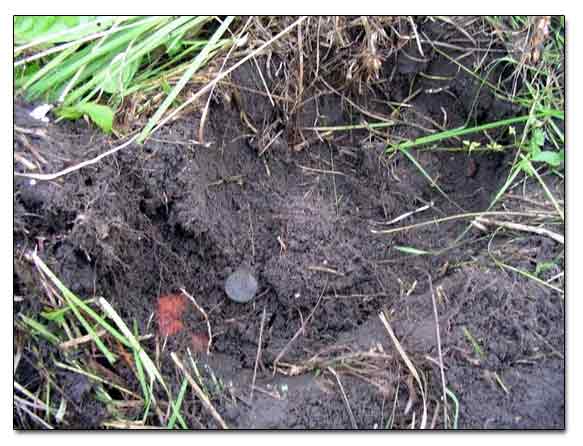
[19,314,61,345]
[495,259,563,295]
[97,297,167,392]
[41,298,97,322]
[24,22,157,100]
[65,16,205,105]
[167,378,189,429]
[394,246,430,256]
[391,111,563,152]
[32,253,132,349]
[133,342,150,406]
[398,147,463,211]
[519,154,564,221]
[445,387,460,429]
[33,254,116,363]
[492,162,522,206]
[487,235,564,295]
[15,16,121,48]
[138,16,234,143]
[17,43,81,90]
[462,326,485,359]
[68,306,116,363]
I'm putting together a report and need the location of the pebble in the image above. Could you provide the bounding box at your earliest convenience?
[225,268,258,303]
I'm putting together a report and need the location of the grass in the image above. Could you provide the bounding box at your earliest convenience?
[379,310,428,429]
[14,16,235,136]
[375,17,564,294]
[462,327,485,360]
[487,234,564,295]
[14,15,310,430]
[388,110,563,153]
[14,252,193,429]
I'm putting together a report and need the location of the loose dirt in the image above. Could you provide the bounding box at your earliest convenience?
[14,19,564,429]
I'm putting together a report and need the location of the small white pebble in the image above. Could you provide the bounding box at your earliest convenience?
[29,104,53,122]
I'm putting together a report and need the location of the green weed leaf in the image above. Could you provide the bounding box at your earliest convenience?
[531,149,564,168]
[57,102,114,133]
[14,16,114,45]
[528,128,545,156]
[534,261,557,277]
[516,158,535,176]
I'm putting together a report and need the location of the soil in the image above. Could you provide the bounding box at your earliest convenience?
[14,20,564,430]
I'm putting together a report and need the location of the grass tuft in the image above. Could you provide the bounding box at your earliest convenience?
[15,16,235,135]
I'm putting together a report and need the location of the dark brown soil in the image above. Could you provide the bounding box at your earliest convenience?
[14,20,564,430]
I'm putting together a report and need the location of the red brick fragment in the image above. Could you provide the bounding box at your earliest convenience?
[157,293,187,337]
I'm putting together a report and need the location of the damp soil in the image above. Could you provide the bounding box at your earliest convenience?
[14,25,564,430]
